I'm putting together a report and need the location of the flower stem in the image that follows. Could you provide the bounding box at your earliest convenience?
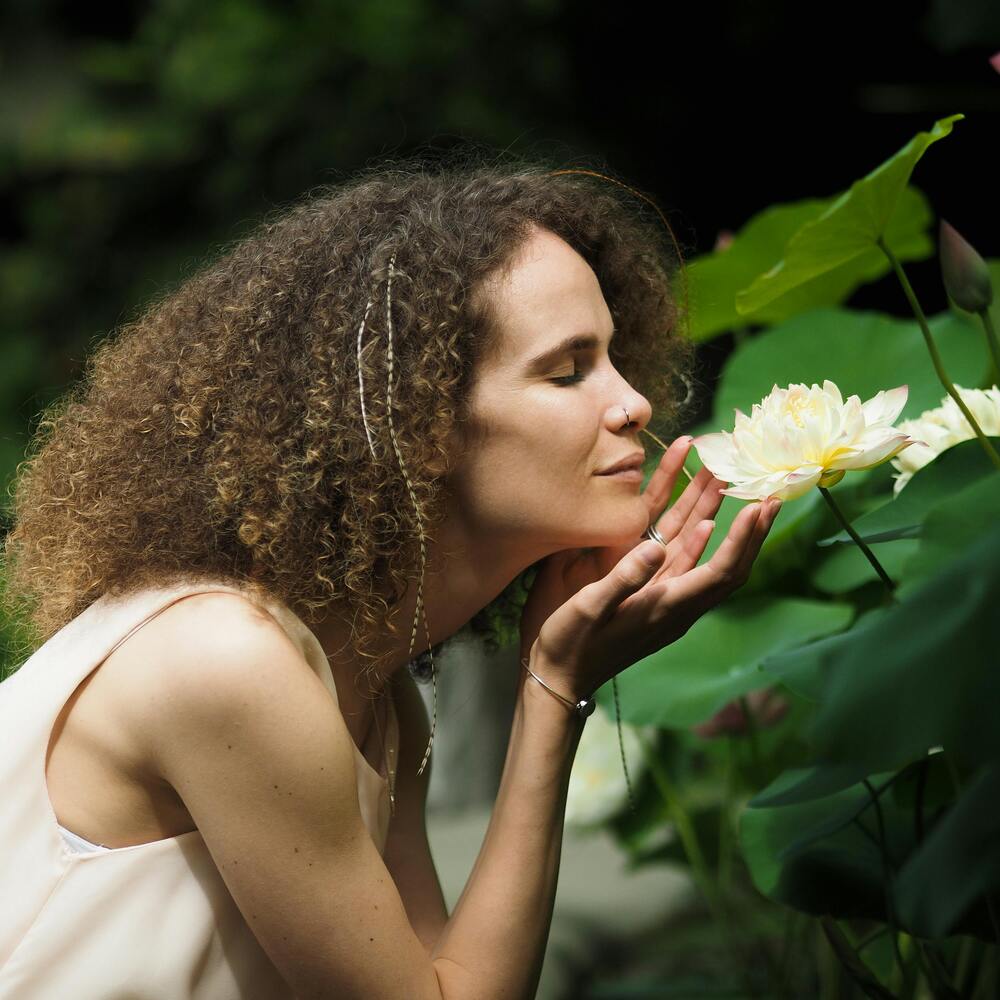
[818,487,897,596]
[862,779,910,990]
[638,734,715,906]
[737,694,763,777]
[980,308,1000,389]
[877,235,1000,471]
[640,425,695,482]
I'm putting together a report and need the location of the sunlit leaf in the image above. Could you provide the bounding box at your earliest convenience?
[735,114,964,314]
[598,595,852,729]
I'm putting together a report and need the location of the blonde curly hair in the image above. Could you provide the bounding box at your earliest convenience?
[1,149,698,683]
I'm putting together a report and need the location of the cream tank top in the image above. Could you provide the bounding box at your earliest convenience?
[0,580,397,998]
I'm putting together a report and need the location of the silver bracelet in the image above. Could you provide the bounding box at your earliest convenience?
[520,657,596,719]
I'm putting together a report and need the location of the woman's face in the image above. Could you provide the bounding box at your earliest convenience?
[447,225,654,559]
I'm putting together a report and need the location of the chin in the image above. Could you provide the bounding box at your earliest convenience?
[586,497,650,546]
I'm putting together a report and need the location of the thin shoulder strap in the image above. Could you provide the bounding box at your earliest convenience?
[102,588,255,663]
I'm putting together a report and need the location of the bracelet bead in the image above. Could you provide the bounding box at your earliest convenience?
[520,658,596,719]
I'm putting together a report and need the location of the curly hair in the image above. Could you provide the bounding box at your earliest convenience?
[1,147,698,683]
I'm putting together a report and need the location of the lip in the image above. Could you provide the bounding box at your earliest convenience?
[596,451,645,476]
[599,467,643,483]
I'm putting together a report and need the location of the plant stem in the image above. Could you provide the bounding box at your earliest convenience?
[638,734,716,907]
[818,486,897,595]
[863,778,910,992]
[820,916,900,999]
[638,735,771,997]
[640,425,695,482]
[877,235,1000,471]
[738,694,763,771]
[979,308,1000,389]
[954,937,974,996]
[717,738,736,894]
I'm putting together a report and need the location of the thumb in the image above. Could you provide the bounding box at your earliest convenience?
[584,540,665,623]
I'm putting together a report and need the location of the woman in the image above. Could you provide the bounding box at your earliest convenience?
[0,155,780,998]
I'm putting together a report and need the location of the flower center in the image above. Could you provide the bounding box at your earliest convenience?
[783,391,817,429]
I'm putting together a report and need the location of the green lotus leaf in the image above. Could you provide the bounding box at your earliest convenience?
[735,114,963,314]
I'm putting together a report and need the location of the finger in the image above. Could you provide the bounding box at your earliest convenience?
[641,436,695,516]
[656,518,715,580]
[732,498,782,581]
[651,467,718,543]
[576,539,667,626]
[663,502,763,606]
[660,474,727,557]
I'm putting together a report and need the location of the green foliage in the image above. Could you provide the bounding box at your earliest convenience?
[735,114,964,314]
[595,595,852,729]
[711,307,991,430]
[602,114,1000,997]
[3,16,998,990]
[818,437,1000,547]
[679,187,935,343]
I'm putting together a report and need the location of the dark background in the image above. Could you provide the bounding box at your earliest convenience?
[2,0,998,481]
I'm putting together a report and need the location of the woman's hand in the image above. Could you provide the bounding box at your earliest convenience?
[519,435,782,700]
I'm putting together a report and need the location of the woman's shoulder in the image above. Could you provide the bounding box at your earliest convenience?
[111,589,311,770]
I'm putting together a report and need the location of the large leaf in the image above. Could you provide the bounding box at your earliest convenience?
[810,538,920,595]
[735,114,964,314]
[894,764,1000,940]
[742,762,998,939]
[712,307,990,433]
[899,468,1000,589]
[597,595,852,729]
[740,783,890,921]
[677,187,933,343]
[763,520,1000,778]
[749,762,874,808]
[818,437,1000,547]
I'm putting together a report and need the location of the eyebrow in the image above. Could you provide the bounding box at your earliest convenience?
[525,328,616,373]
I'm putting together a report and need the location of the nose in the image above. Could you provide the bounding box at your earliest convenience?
[611,386,652,433]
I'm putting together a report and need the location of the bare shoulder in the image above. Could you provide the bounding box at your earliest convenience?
[115,589,441,996]
[114,591,315,751]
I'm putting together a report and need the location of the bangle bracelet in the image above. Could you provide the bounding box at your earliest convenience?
[520,657,597,719]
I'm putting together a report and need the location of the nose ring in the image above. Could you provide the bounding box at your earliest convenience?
[623,406,631,427]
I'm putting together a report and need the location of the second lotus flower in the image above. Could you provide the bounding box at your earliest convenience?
[692,380,923,502]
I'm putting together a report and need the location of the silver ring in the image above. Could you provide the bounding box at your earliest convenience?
[643,522,667,546]
[623,406,631,426]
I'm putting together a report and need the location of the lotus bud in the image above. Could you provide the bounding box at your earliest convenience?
[939,219,993,314]
[714,229,735,253]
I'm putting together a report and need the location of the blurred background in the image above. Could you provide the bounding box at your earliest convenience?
[2,1,999,996]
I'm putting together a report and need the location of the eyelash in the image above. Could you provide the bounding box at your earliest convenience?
[550,362,586,386]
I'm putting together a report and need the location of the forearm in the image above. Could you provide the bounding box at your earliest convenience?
[430,661,583,1000]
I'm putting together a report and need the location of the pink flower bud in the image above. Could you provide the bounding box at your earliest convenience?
[939,219,994,313]
[714,229,735,253]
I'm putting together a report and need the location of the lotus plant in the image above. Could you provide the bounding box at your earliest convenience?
[692,380,923,593]
[891,384,1000,495]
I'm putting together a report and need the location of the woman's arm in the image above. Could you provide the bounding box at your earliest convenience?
[429,663,583,1000]
[136,592,579,1000]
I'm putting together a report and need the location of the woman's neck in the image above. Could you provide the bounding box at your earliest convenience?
[304,516,550,702]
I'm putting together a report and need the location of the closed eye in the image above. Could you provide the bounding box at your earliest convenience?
[550,365,586,386]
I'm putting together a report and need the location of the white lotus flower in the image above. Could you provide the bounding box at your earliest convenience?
[890,384,1000,495]
[565,708,654,827]
[692,380,922,502]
